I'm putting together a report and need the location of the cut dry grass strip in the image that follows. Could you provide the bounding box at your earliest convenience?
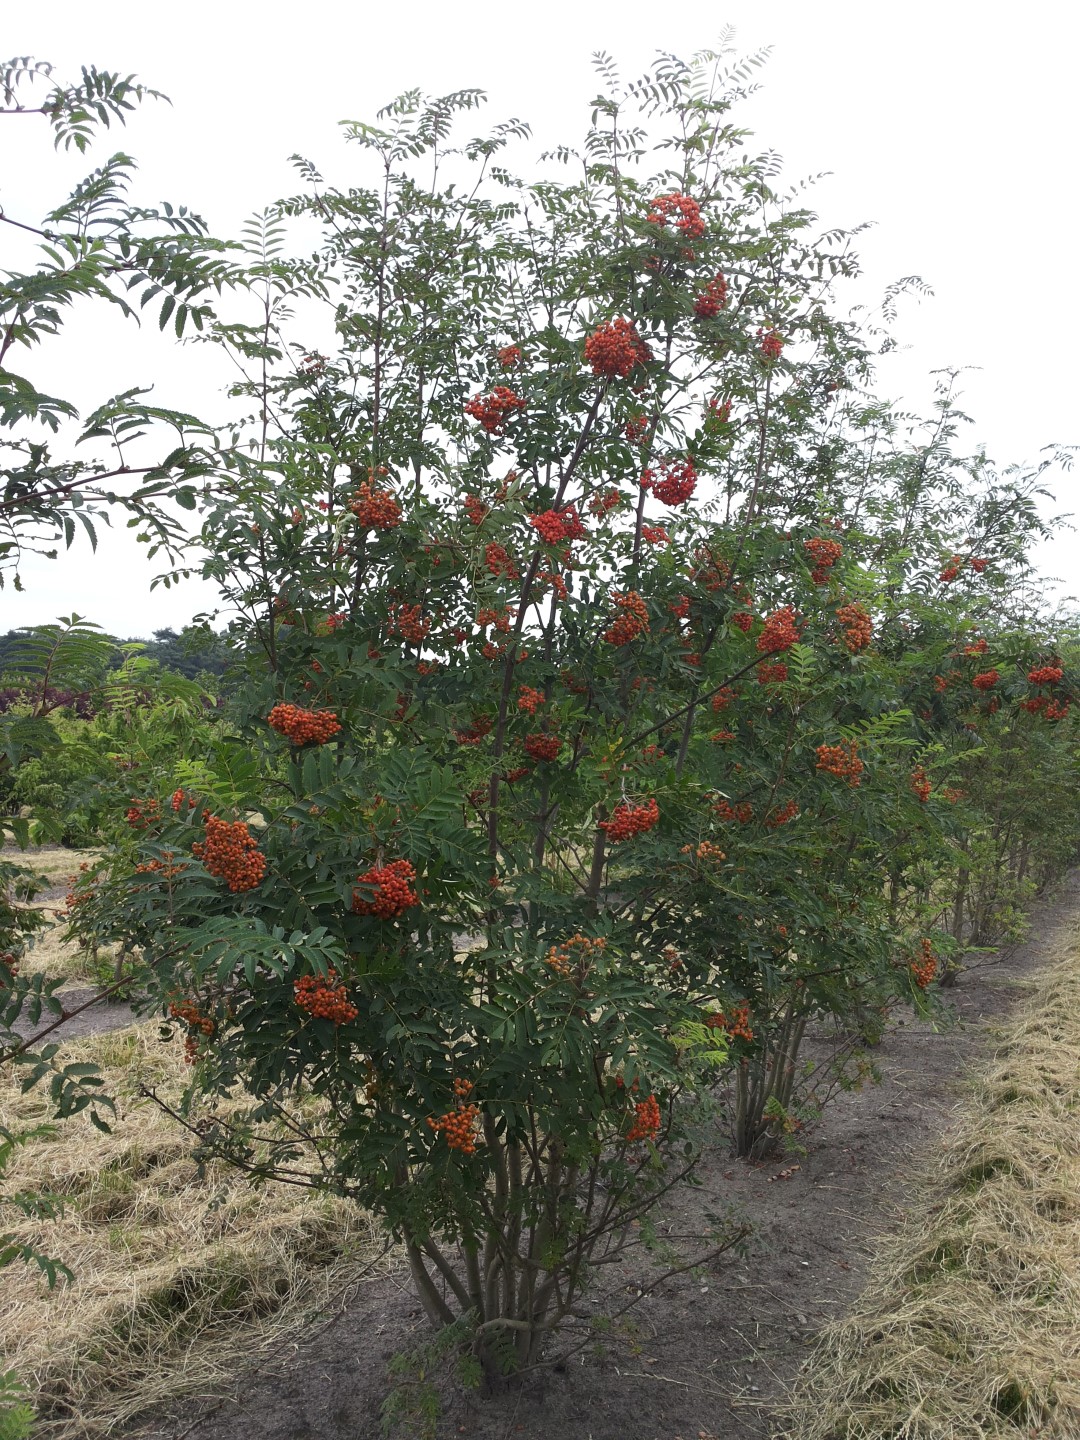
[1,1023,396,1439]
[781,937,1080,1439]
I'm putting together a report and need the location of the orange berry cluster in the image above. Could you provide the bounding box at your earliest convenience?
[940,555,964,582]
[837,602,873,652]
[705,396,732,431]
[426,1079,481,1154]
[705,1002,754,1041]
[524,732,561,762]
[642,524,670,546]
[589,487,623,517]
[545,933,606,978]
[910,939,937,989]
[193,816,266,892]
[0,952,19,983]
[710,728,736,743]
[604,590,649,646]
[497,344,522,368]
[454,715,493,746]
[816,741,864,787]
[679,840,727,863]
[970,557,988,573]
[641,455,697,507]
[757,605,801,654]
[389,603,430,646]
[584,317,652,378]
[168,998,215,1064]
[1045,699,1071,721]
[732,611,754,633]
[765,800,799,828]
[910,766,931,803]
[972,669,1000,692]
[134,852,188,880]
[646,192,705,238]
[714,799,753,824]
[267,703,342,746]
[350,476,402,531]
[294,969,359,1025]
[503,765,531,783]
[624,1093,662,1143]
[710,687,736,712]
[465,386,526,433]
[463,493,489,525]
[125,798,161,830]
[485,542,519,578]
[1028,664,1063,686]
[804,537,843,585]
[964,636,989,656]
[757,662,788,685]
[529,505,587,545]
[352,859,418,919]
[934,674,950,693]
[693,271,728,318]
[170,787,197,813]
[624,413,649,444]
[600,797,660,842]
[758,328,783,361]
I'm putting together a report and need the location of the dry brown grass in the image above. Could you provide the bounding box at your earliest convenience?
[781,934,1080,1439]
[1,1023,395,1438]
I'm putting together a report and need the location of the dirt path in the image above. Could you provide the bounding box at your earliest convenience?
[117,872,1080,1440]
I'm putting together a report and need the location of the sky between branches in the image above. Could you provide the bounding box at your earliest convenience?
[3,0,1077,636]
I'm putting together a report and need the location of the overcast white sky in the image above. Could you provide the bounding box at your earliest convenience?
[3,1,1077,636]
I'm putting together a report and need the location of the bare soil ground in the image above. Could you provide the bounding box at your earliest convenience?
[107,872,1079,1440]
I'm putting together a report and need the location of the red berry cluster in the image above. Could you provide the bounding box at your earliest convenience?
[389,603,431,646]
[350,478,401,531]
[268,703,342,746]
[600,797,660,842]
[517,685,545,714]
[454,715,493,745]
[757,328,783,361]
[710,729,736,744]
[705,396,733,432]
[294,969,358,1025]
[816,742,864,787]
[168,998,215,1064]
[1045,698,1071,721]
[693,272,728,318]
[804,537,843,585]
[171,788,197,813]
[589,487,623,517]
[624,1093,662,1143]
[837,602,873,653]
[545,933,605,978]
[1021,696,1048,715]
[910,939,937,989]
[714,799,753,824]
[646,192,705,238]
[524,732,561,762]
[705,1002,754,1041]
[732,611,754,633]
[669,595,691,621]
[757,662,788,685]
[497,344,522,368]
[624,413,649,444]
[352,859,418,919]
[972,669,1000,692]
[940,555,964,582]
[193,816,267,892]
[710,687,736,712]
[0,952,19,984]
[464,493,490,525]
[1028,664,1063,686]
[910,766,931,803]
[963,637,989,656]
[757,605,801,654]
[934,674,950,693]
[765,800,799,828]
[642,524,670,546]
[485,542,519,579]
[680,840,727,863]
[134,851,187,880]
[642,455,697,507]
[529,505,587,545]
[604,590,650,646]
[465,386,526,433]
[427,1079,481,1154]
[125,798,161,830]
[584,318,651,379]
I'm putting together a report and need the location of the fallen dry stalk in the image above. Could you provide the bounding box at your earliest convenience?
[781,934,1080,1438]
[1,1023,395,1439]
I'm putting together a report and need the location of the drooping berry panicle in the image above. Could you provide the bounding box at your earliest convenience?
[705,1002,754,1041]
[193,816,267,892]
[523,732,561,762]
[972,669,1000,692]
[545,933,606,978]
[352,859,419,919]
[646,192,705,238]
[294,969,358,1025]
[804,537,843,585]
[757,606,801,655]
[624,1093,662,1143]
[529,506,587,545]
[910,766,931,803]
[693,272,728,318]
[604,590,649,646]
[168,998,216,1063]
[426,1078,481,1154]
[268,703,342,746]
[641,455,697,507]
[816,741,864,787]
[350,475,401,530]
[1028,664,1064,686]
[837,602,873,653]
[465,386,526,434]
[910,939,937,989]
[599,798,660,843]
[584,318,652,379]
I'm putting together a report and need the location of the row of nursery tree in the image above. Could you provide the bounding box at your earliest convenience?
[2,47,1078,1382]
